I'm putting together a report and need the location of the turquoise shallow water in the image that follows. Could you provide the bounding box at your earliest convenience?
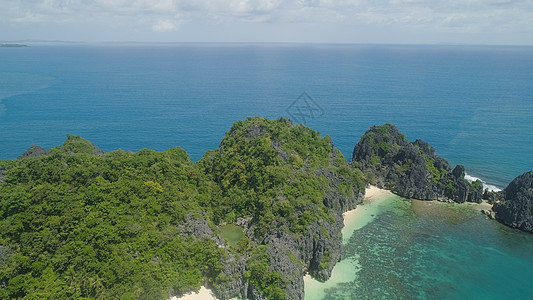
[307,195,533,300]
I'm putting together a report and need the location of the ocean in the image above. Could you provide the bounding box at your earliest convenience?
[1,43,532,299]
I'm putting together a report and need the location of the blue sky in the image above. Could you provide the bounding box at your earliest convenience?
[1,0,532,44]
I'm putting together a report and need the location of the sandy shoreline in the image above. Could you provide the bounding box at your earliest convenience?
[343,186,392,221]
[169,286,217,300]
[470,200,493,212]
[172,186,493,300]
[341,185,394,242]
[304,185,396,300]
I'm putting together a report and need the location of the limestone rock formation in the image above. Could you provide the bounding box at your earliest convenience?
[18,145,49,159]
[352,124,482,203]
[492,172,533,233]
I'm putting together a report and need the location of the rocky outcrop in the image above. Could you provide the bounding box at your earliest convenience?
[255,178,363,300]
[17,136,105,159]
[215,253,249,299]
[445,165,484,204]
[54,134,105,156]
[0,167,5,184]
[0,245,10,288]
[483,189,505,204]
[18,145,49,159]
[200,118,365,300]
[215,173,363,300]
[256,133,363,300]
[492,172,533,233]
[352,124,482,203]
[467,179,484,204]
[179,212,225,246]
[215,147,363,300]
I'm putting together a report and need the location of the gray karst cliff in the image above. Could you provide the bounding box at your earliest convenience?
[18,145,49,159]
[492,172,533,233]
[202,120,364,300]
[352,123,483,203]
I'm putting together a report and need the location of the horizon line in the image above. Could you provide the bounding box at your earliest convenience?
[2,40,533,47]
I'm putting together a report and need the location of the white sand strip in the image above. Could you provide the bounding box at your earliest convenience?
[342,185,394,244]
[169,286,218,300]
[304,186,396,300]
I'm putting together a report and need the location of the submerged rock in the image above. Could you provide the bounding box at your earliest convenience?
[492,172,533,233]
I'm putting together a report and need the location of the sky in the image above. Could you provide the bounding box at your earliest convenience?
[1,0,533,45]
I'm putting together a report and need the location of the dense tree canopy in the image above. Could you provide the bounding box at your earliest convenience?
[0,117,365,299]
[0,136,224,299]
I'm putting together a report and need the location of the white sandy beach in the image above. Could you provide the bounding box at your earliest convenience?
[304,185,396,300]
[169,286,218,300]
[471,200,493,212]
[342,186,392,222]
[341,185,394,244]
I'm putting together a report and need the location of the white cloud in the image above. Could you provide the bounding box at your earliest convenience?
[152,19,178,32]
[0,0,532,43]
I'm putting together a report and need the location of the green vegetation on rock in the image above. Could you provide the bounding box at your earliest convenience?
[353,123,483,203]
[0,137,223,299]
[198,117,361,237]
[0,117,366,300]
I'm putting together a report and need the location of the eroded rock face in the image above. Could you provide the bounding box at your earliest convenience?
[18,145,49,159]
[212,158,364,300]
[215,254,249,300]
[198,118,365,300]
[0,167,5,184]
[493,172,533,233]
[352,124,482,203]
[180,213,224,246]
[0,245,10,288]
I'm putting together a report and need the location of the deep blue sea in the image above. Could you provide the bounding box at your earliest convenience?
[1,43,532,188]
[1,43,533,299]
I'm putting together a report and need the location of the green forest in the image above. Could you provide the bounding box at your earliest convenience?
[0,117,365,300]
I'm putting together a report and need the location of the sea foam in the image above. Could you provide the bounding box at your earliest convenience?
[464,173,502,192]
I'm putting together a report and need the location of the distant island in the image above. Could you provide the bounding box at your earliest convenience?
[0,117,531,300]
[0,43,28,47]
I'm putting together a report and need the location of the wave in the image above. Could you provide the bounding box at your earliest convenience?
[464,173,502,192]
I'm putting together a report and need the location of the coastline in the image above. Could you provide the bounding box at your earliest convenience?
[172,186,395,300]
[303,185,396,300]
[169,186,494,300]
[169,286,218,300]
[341,185,394,244]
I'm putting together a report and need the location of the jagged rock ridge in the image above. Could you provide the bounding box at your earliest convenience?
[492,172,533,233]
[352,123,483,203]
[18,145,49,159]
